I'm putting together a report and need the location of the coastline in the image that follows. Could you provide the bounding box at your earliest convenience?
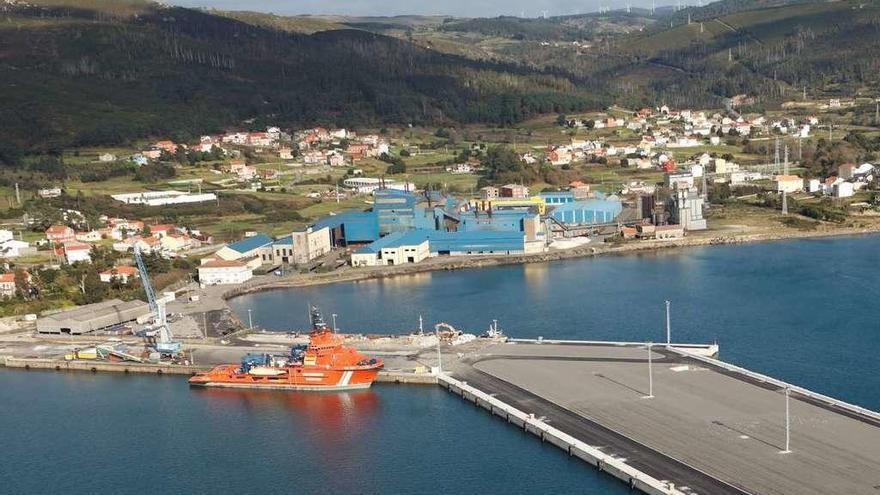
[222,223,880,298]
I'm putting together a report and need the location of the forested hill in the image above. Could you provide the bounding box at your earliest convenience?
[0,1,600,159]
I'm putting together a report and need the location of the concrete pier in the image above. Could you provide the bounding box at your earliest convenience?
[444,340,880,495]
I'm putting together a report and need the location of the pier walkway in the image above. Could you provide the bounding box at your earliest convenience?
[446,341,880,495]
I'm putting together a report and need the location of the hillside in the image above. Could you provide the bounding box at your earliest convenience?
[0,1,601,159]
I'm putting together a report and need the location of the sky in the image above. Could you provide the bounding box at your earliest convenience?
[170,0,674,17]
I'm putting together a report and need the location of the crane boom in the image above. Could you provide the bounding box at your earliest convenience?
[133,244,180,356]
[134,244,159,316]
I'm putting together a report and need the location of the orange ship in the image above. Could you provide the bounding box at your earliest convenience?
[189,307,383,391]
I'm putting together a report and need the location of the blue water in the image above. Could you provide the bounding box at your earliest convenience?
[231,235,880,411]
[0,369,620,494]
[5,235,879,494]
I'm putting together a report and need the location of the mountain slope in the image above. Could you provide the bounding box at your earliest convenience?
[0,1,601,157]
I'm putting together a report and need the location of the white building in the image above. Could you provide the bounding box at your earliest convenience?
[351,233,430,267]
[62,242,92,264]
[833,182,854,198]
[198,259,254,286]
[112,191,217,206]
[342,178,415,194]
[773,175,803,194]
[0,239,29,258]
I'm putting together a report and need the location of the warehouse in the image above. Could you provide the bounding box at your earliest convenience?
[313,210,379,247]
[350,231,430,267]
[419,230,542,256]
[36,299,151,335]
[549,199,622,225]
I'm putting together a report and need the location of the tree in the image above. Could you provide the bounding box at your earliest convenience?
[400,149,411,157]
[556,113,568,126]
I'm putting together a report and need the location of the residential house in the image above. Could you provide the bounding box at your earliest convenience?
[46,225,75,243]
[279,147,294,160]
[480,186,499,200]
[0,273,16,298]
[38,187,62,198]
[0,238,30,258]
[327,153,345,167]
[62,242,92,264]
[500,184,529,199]
[833,182,855,198]
[99,266,139,284]
[75,230,103,243]
[773,175,803,194]
[154,140,178,154]
[149,224,177,238]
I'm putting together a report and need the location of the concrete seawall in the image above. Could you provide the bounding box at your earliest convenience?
[438,373,682,495]
[2,356,206,375]
[1,355,439,385]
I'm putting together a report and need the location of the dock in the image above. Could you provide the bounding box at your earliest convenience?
[4,333,880,494]
[443,340,880,495]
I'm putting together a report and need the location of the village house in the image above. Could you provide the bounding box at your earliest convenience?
[38,187,62,198]
[773,175,804,194]
[46,224,75,244]
[479,186,499,200]
[327,153,345,167]
[61,241,92,264]
[154,140,178,154]
[278,147,294,160]
[0,273,16,298]
[75,230,103,243]
[99,266,139,284]
[500,184,530,199]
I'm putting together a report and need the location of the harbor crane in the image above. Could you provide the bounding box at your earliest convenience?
[134,245,181,357]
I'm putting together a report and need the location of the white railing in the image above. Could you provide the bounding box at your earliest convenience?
[437,373,684,495]
[670,347,880,423]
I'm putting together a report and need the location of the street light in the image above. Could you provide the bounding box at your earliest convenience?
[644,342,654,399]
[665,300,671,346]
[780,387,792,454]
[247,308,253,330]
[332,313,338,332]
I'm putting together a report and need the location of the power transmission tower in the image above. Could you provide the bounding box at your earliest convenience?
[774,137,780,174]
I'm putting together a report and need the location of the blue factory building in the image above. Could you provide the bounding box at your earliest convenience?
[375,189,417,235]
[549,199,622,225]
[539,191,576,205]
[313,210,379,246]
[364,229,529,256]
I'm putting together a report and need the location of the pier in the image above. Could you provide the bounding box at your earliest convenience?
[4,332,880,494]
[442,340,880,495]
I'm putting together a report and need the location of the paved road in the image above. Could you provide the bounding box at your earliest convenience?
[453,342,880,495]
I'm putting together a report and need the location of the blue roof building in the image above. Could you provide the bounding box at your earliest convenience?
[539,191,575,205]
[374,189,418,235]
[313,210,379,246]
[225,233,273,255]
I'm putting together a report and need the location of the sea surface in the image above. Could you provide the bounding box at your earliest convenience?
[231,234,880,411]
[3,234,879,494]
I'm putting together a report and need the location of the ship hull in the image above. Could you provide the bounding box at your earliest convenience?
[189,381,374,392]
[189,365,381,392]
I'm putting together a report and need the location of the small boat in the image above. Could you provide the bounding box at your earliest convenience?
[189,306,383,391]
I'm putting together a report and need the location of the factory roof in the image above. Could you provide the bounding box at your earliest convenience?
[39,299,149,324]
[225,233,273,254]
[354,232,408,254]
